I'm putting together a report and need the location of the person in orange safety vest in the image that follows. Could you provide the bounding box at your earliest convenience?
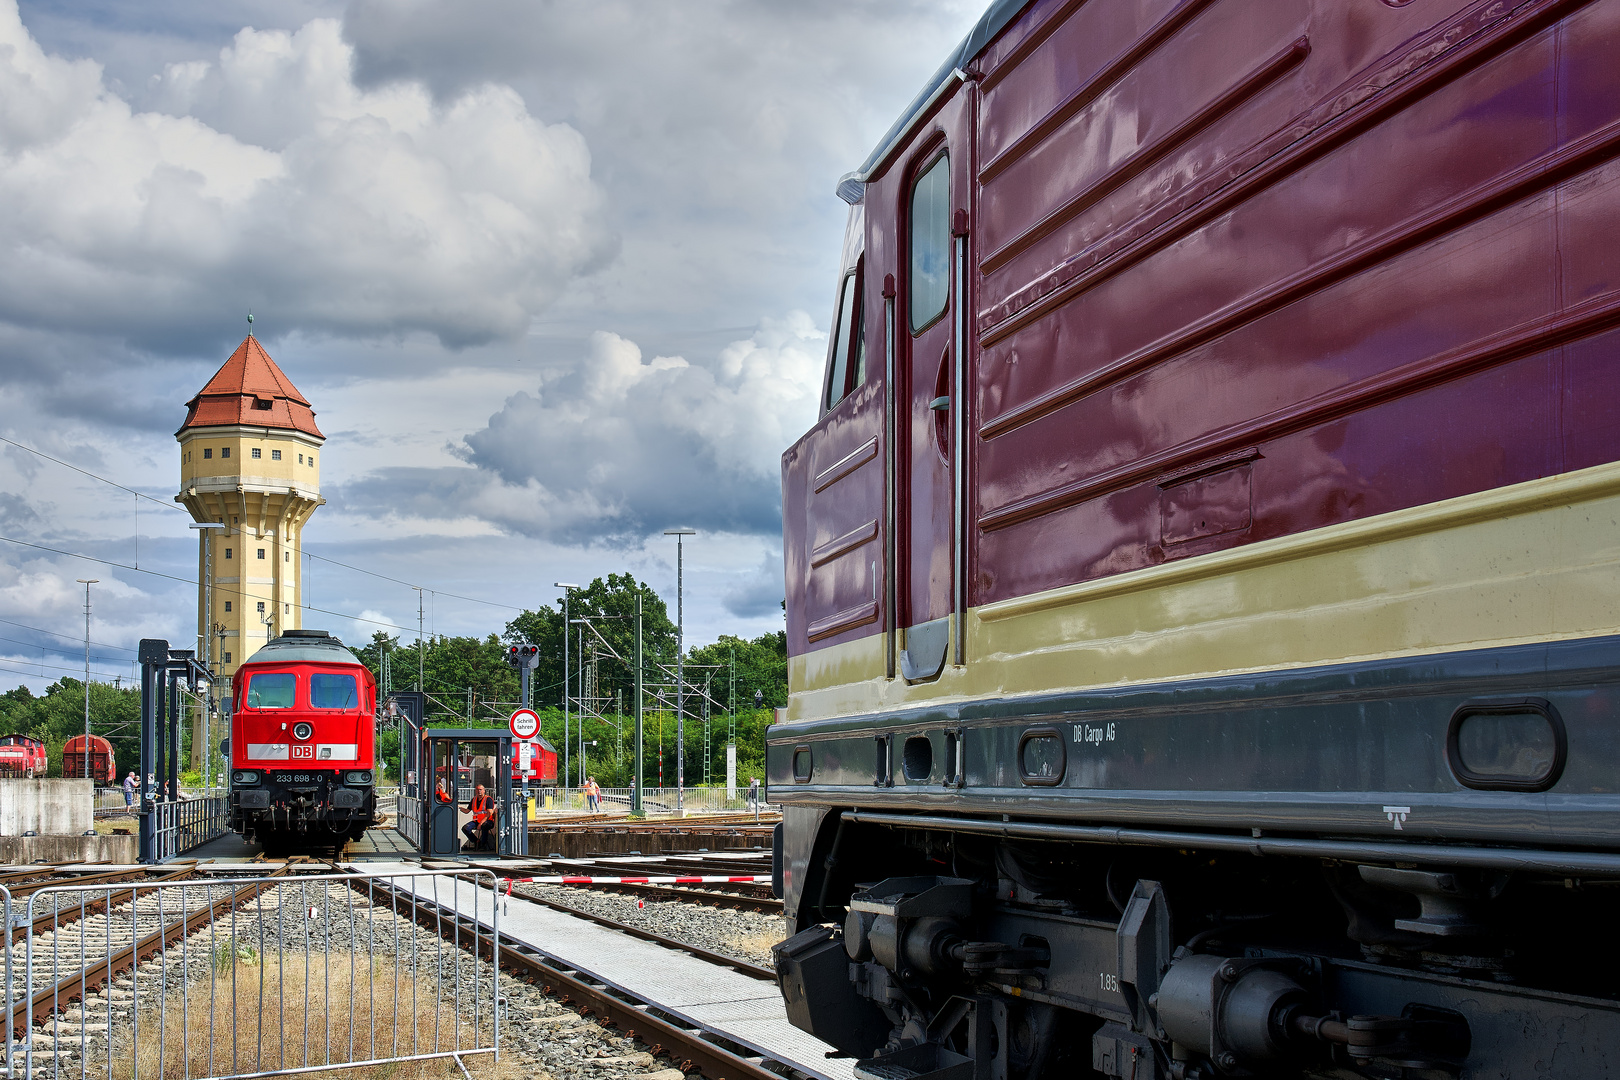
[462,784,498,850]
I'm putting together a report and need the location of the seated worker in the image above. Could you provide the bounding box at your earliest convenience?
[461,784,498,851]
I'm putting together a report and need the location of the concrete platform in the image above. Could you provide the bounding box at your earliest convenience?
[370,861,851,1080]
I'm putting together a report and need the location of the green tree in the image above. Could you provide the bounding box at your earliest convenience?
[504,574,677,709]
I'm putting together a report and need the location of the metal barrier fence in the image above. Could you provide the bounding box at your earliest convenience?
[149,792,230,861]
[9,867,498,1079]
[396,793,424,849]
[1,884,11,1079]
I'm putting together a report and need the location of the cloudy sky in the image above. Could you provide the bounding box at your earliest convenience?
[0,0,984,693]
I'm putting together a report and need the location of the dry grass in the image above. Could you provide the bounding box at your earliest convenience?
[114,955,521,1080]
[723,929,785,964]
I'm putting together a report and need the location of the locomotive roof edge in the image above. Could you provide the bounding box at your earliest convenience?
[840,0,1031,196]
[239,628,365,667]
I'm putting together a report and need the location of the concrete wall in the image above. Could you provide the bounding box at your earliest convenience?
[0,834,136,864]
[0,778,93,835]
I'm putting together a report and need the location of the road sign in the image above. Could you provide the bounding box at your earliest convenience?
[509,707,541,740]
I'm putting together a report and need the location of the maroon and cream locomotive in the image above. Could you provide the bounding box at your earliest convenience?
[228,629,378,855]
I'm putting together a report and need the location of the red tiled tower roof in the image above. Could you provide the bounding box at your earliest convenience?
[177,335,323,439]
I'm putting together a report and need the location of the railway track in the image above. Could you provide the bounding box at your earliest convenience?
[5,865,296,1043]
[505,888,775,982]
[367,876,787,1080]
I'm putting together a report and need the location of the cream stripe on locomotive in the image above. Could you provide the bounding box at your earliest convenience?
[244,743,360,760]
[789,457,1620,722]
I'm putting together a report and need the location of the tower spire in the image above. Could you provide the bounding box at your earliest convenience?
[247,309,254,338]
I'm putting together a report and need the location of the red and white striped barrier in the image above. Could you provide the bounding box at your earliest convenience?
[508,874,765,887]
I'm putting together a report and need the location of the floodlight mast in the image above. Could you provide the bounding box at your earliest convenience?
[663,529,696,813]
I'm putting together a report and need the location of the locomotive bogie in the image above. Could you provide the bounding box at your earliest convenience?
[774,0,1620,1074]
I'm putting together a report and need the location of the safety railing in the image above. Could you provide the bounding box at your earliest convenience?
[396,793,424,849]
[149,791,230,861]
[10,867,498,1079]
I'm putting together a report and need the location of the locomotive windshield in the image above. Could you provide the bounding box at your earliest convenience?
[246,672,295,709]
[310,672,358,709]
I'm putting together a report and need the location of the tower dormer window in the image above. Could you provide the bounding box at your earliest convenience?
[252,395,273,410]
[251,448,261,459]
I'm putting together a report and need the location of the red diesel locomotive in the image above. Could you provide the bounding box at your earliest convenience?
[229,629,379,856]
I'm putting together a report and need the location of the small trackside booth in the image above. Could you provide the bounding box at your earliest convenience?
[416,729,528,857]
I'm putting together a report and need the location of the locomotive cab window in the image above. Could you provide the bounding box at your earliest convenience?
[824,262,866,412]
[909,153,950,333]
[310,672,358,709]
[246,673,295,709]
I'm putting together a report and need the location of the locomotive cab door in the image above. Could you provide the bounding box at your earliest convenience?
[897,110,972,681]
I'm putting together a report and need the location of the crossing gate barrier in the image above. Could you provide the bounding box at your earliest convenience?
[4,867,499,1079]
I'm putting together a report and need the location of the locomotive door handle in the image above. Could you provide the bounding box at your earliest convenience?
[929,395,951,411]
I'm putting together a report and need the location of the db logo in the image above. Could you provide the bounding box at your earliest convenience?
[292,745,315,759]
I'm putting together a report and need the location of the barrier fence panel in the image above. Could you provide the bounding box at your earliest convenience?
[396,793,424,850]
[1,884,11,1080]
[9,867,498,1079]
[149,792,230,861]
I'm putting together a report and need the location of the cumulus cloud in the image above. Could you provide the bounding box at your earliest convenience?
[723,550,785,619]
[0,3,613,351]
[340,314,824,543]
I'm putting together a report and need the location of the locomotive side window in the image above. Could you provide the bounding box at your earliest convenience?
[311,673,358,709]
[246,673,296,709]
[825,265,866,412]
[909,153,950,333]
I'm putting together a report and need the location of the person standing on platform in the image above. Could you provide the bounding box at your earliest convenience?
[747,776,759,810]
[585,776,600,812]
[123,770,137,810]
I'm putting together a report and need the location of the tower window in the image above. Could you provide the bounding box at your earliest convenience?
[284,552,290,562]
[221,447,231,458]
[272,449,282,460]
[257,548,265,559]
[284,603,290,613]
[223,652,232,665]
[256,601,265,613]
[308,455,315,466]
[251,448,261,459]
[224,548,232,559]
[224,601,232,612]
[298,454,304,464]
[203,448,212,459]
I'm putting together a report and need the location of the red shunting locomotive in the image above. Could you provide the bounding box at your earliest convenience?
[229,629,378,855]
[0,734,47,778]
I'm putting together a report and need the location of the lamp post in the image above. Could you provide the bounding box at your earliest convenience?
[662,529,695,813]
[189,522,225,788]
[76,579,98,778]
[554,582,579,797]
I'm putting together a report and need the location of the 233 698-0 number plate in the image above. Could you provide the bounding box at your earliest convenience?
[278,773,318,783]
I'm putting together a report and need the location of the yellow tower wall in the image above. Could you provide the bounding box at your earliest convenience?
[177,425,325,684]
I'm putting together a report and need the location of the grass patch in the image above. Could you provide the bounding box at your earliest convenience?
[115,955,518,1079]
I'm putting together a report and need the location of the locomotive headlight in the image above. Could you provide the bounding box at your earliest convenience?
[292,722,313,741]
[233,771,259,785]
[344,770,372,785]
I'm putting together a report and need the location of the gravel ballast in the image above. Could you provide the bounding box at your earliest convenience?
[518,883,788,967]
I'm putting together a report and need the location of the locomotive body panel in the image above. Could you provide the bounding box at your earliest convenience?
[61,734,117,784]
[774,0,1620,1074]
